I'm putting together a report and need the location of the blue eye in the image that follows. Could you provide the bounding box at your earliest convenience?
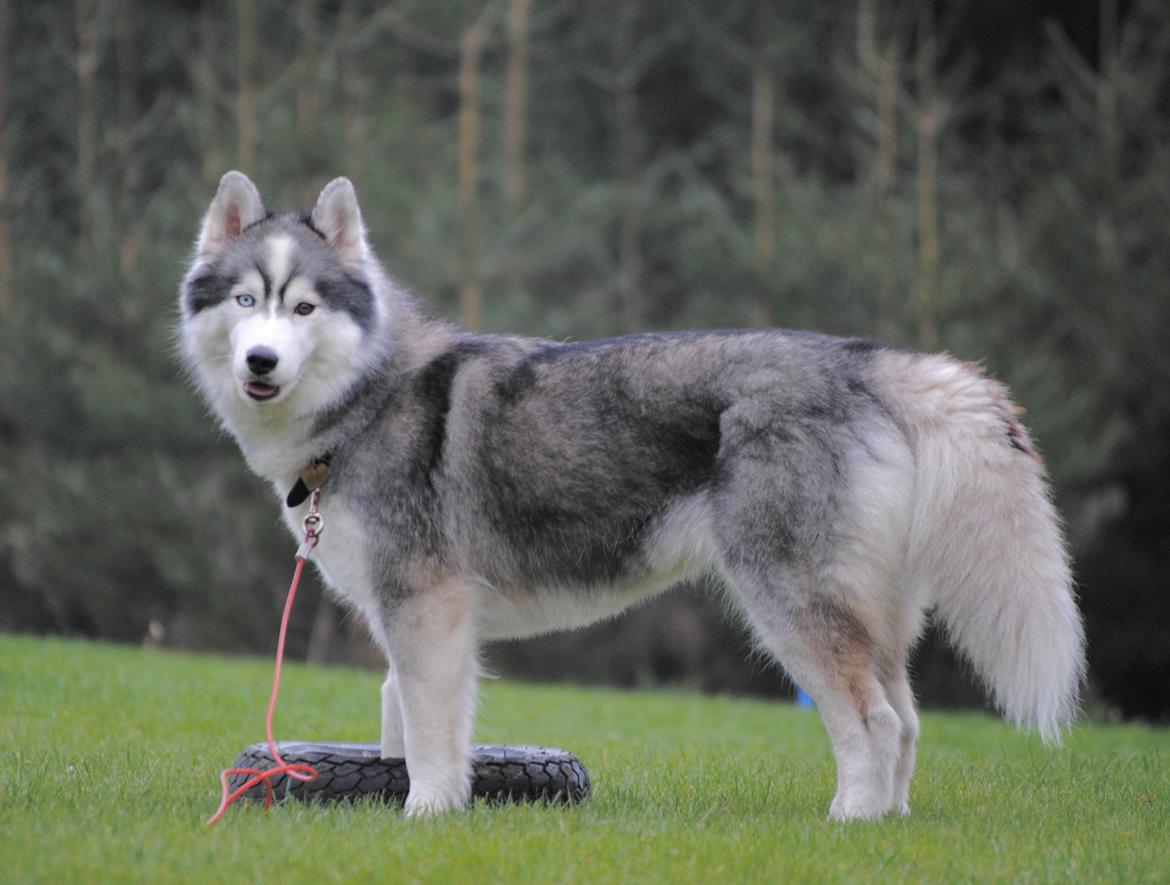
[236,294,256,308]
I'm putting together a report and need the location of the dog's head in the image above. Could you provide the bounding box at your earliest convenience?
[179,172,382,419]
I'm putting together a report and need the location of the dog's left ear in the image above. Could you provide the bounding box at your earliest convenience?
[311,177,370,269]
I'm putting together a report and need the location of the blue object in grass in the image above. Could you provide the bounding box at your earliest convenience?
[795,685,815,709]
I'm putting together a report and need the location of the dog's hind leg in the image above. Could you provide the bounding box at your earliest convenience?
[729,578,904,821]
[714,397,917,819]
[874,575,927,816]
[379,578,479,817]
[881,663,919,816]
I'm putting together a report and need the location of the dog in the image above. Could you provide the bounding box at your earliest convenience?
[179,171,1085,820]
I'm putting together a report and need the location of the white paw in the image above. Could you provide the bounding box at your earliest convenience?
[828,790,890,822]
[403,786,468,818]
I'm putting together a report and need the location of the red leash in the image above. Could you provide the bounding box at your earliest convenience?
[206,490,325,826]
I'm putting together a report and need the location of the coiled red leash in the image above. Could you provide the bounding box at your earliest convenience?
[206,487,326,826]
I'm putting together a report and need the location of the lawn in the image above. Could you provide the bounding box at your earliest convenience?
[1,634,1166,883]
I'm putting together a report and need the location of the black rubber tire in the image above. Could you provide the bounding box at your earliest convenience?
[227,742,590,806]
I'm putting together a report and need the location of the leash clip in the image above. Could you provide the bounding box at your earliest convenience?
[296,489,325,560]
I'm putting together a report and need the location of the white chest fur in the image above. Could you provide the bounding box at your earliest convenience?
[281,495,381,645]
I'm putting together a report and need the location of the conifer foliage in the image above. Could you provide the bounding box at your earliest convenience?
[1,0,1166,718]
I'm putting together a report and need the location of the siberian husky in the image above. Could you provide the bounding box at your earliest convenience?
[179,171,1085,820]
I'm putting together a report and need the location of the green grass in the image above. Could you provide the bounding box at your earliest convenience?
[1,635,1166,884]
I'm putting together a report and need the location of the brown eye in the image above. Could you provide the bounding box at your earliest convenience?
[294,302,316,316]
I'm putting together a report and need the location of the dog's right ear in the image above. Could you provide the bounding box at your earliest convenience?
[196,171,266,258]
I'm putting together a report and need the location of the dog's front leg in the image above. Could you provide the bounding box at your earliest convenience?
[382,579,479,817]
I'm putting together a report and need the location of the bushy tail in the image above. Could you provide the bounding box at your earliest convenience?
[878,352,1086,742]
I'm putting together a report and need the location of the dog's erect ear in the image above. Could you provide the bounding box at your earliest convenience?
[196,171,266,258]
[311,177,369,268]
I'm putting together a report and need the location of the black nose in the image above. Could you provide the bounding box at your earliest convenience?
[246,346,279,375]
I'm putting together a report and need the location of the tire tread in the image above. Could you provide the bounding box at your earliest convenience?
[226,742,590,806]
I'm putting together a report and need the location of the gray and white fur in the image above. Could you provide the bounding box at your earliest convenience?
[179,172,1086,820]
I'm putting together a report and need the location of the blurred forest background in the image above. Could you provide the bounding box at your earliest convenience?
[1,0,1167,721]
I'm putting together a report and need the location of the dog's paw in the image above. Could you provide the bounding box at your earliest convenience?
[403,786,468,818]
[828,791,891,822]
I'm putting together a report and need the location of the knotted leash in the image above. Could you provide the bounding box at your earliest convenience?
[206,461,329,826]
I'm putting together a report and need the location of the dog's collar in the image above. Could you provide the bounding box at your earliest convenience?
[286,455,332,507]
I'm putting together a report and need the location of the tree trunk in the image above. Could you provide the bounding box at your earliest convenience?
[857,0,878,76]
[197,0,221,191]
[914,0,939,350]
[875,7,900,334]
[1096,0,1119,267]
[614,1,642,332]
[0,0,11,318]
[237,0,257,174]
[503,0,531,295]
[458,16,484,330]
[855,0,902,333]
[876,34,898,211]
[855,0,878,186]
[858,0,900,208]
[76,0,99,258]
[117,0,139,276]
[750,3,776,327]
[338,0,367,183]
[296,0,319,206]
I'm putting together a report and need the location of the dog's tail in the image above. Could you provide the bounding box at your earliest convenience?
[875,351,1085,743]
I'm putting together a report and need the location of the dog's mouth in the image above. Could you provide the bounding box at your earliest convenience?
[243,380,281,402]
